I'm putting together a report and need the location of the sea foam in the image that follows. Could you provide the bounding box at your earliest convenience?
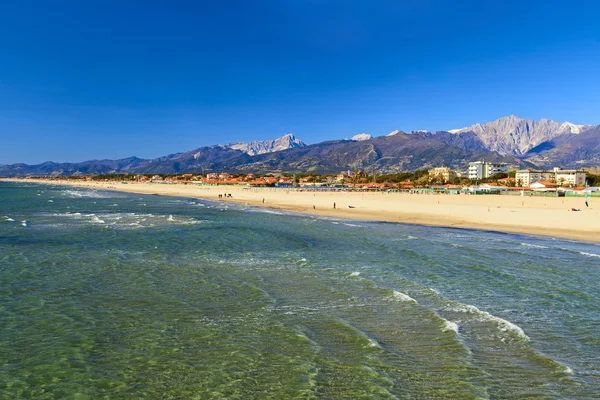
[520,242,549,249]
[579,251,600,258]
[392,290,418,304]
[442,319,460,334]
[447,303,529,341]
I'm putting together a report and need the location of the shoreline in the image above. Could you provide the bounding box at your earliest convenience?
[3,178,600,244]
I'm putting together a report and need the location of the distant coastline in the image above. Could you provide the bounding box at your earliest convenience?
[3,178,599,244]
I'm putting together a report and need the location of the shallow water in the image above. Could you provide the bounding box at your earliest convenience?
[1,182,599,399]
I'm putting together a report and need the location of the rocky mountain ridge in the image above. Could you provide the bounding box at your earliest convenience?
[351,133,372,141]
[1,116,598,176]
[224,133,306,156]
[444,115,592,156]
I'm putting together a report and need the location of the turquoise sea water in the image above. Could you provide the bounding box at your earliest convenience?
[0,182,599,399]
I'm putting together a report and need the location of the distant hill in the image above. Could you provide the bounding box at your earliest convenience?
[0,157,148,177]
[201,132,530,175]
[0,132,529,177]
[523,125,600,168]
[3,116,599,177]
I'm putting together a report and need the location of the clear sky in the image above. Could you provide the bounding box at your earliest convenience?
[1,0,599,164]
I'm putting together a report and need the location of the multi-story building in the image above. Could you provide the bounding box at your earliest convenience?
[554,168,586,187]
[468,161,508,180]
[515,169,554,187]
[428,167,457,183]
[516,168,586,187]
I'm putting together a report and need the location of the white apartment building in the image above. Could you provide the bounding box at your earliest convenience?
[516,168,586,187]
[468,161,508,180]
[515,169,554,187]
[554,168,586,187]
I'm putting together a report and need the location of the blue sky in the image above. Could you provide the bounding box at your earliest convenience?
[1,0,599,164]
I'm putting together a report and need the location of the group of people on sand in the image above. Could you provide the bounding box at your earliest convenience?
[218,193,232,199]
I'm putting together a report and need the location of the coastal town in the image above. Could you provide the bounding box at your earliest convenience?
[17,161,599,198]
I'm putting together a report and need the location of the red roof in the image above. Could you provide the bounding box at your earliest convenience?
[534,181,557,187]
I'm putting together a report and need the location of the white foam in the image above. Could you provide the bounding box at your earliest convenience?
[560,365,574,375]
[182,220,203,225]
[447,303,529,341]
[3,216,15,222]
[48,200,53,203]
[392,290,418,304]
[349,271,361,277]
[442,319,459,334]
[62,189,116,199]
[394,235,417,241]
[579,251,600,258]
[343,223,361,227]
[91,216,105,224]
[520,243,549,249]
[21,220,27,227]
[167,215,175,221]
[367,338,381,348]
[41,212,84,219]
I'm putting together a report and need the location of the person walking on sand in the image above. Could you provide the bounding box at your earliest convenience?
[333,202,336,209]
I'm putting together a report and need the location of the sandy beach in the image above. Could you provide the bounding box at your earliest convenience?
[4,179,600,243]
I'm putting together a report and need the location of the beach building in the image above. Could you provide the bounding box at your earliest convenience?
[515,169,554,187]
[479,183,508,192]
[468,161,508,180]
[516,168,586,187]
[554,168,586,187]
[428,167,457,183]
[530,181,558,191]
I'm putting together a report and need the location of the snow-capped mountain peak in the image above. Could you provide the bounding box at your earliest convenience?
[351,133,372,141]
[559,122,589,134]
[226,133,307,156]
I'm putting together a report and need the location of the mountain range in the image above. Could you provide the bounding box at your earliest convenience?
[442,115,591,156]
[1,116,598,177]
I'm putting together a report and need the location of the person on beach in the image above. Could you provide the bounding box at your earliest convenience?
[333,202,336,209]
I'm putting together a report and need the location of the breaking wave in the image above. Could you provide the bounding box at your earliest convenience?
[445,302,529,341]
